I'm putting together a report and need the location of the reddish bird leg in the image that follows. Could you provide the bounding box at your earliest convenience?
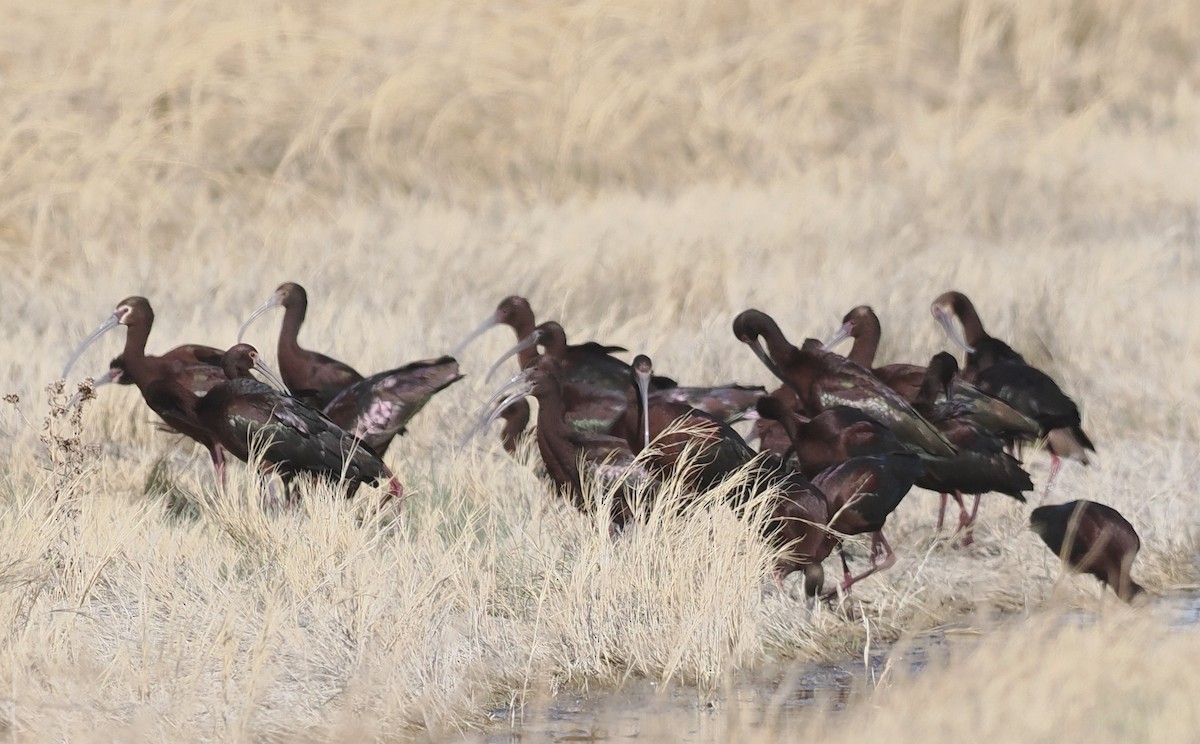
[1044,453,1063,498]
[211,445,227,489]
[823,531,897,599]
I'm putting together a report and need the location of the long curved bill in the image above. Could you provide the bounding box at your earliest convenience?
[237,295,282,343]
[634,368,652,450]
[450,312,500,358]
[476,369,533,421]
[485,331,540,383]
[746,338,787,385]
[252,357,291,395]
[463,370,534,443]
[66,366,122,408]
[823,321,853,351]
[481,387,533,435]
[933,307,975,353]
[63,313,120,379]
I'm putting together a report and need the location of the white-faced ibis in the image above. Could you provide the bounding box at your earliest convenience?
[610,354,761,494]
[195,344,404,503]
[238,282,365,408]
[811,453,924,597]
[932,291,1095,491]
[477,355,834,591]
[479,354,649,530]
[1030,500,1145,604]
[63,297,235,482]
[732,309,955,458]
[912,352,1033,541]
[321,356,463,456]
[453,295,540,362]
[618,355,840,597]
[823,305,926,402]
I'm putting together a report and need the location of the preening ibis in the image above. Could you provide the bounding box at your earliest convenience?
[932,291,1094,490]
[195,344,404,503]
[238,282,365,408]
[1030,500,1145,604]
[823,305,926,402]
[63,297,233,482]
[732,309,955,458]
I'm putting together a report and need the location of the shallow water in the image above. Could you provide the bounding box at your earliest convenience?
[464,590,1200,743]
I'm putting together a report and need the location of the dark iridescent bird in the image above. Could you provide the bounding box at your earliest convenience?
[617,355,839,597]
[479,354,648,530]
[610,354,761,494]
[477,356,834,594]
[811,453,924,597]
[321,356,463,456]
[1030,500,1145,604]
[63,297,235,481]
[823,305,926,402]
[238,282,365,408]
[754,394,905,479]
[732,309,955,458]
[912,353,1033,539]
[195,344,404,502]
[932,291,1094,490]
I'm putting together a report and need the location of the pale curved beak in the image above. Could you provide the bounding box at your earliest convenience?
[451,311,501,358]
[237,294,283,343]
[464,370,534,444]
[252,357,291,395]
[485,330,541,383]
[933,306,975,353]
[745,338,787,385]
[66,366,122,408]
[481,388,533,436]
[63,313,121,379]
[634,368,652,451]
[823,321,853,351]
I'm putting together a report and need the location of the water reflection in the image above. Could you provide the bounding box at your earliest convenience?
[463,590,1200,743]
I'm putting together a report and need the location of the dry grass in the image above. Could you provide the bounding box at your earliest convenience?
[3,0,1200,740]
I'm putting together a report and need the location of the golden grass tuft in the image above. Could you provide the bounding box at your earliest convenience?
[4,0,1200,740]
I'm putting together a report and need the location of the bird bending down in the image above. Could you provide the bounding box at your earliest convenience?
[1029,500,1145,604]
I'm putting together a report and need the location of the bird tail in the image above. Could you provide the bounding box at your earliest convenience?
[383,476,405,506]
[1047,426,1094,464]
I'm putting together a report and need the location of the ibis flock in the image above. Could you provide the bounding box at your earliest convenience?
[61,285,1144,605]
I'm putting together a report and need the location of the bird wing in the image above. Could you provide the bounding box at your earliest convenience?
[810,351,956,458]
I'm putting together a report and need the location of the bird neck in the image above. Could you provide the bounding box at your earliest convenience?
[278,300,306,355]
[120,322,154,385]
[953,297,987,346]
[533,389,583,494]
[848,324,880,368]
